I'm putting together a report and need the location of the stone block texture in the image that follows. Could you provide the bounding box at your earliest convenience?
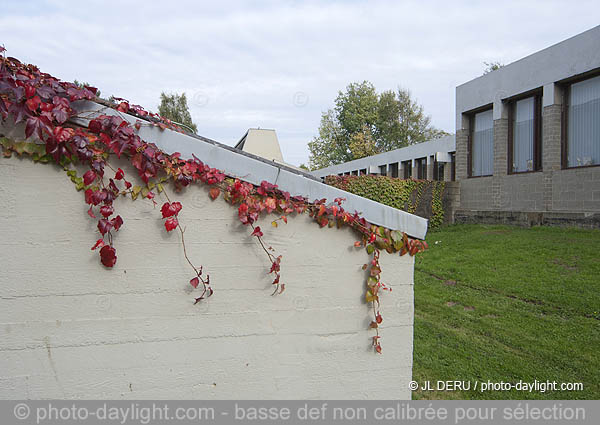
[455,101,600,225]
[455,129,469,181]
[0,157,415,399]
[542,104,562,172]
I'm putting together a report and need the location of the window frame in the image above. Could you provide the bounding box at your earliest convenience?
[389,162,399,178]
[467,105,494,178]
[561,69,600,170]
[401,160,411,179]
[507,91,543,174]
[415,157,427,179]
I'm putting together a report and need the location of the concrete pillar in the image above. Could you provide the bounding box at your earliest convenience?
[410,159,417,179]
[492,117,508,209]
[455,113,470,181]
[542,84,563,172]
[427,155,435,180]
[542,83,563,211]
[443,161,453,182]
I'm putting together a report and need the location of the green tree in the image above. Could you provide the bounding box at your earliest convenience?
[307,82,447,169]
[335,81,378,138]
[349,124,378,159]
[158,92,198,133]
[307,109,347,170]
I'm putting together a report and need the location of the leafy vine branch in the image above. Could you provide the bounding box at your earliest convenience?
[0,47,427,354]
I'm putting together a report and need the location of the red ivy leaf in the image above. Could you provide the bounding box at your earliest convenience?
[161,202,182,218]
[165,217,178,232]
[111,215,123,231]
[91,238,105,250]
[190,277,199,288]
[117,101,129,113]
[87,206,96,218]
[209,187,220,200]
[251,226,264,237]
[375,344,382,354]
[318,204,326,217]
[100,205,114,218]
[88,119,102,133]
[115,168,124,180]
[97,219,113,235]
[99,245,117,267]
[25,115,51,140]
[264,197,276,213]
[83,170,96,186]
[25,95,41,112]
[376,313,383,324]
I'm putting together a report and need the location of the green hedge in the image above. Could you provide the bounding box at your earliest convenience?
[324,175,446,229]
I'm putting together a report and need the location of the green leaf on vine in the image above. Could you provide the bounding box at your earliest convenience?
[365,290,377,303]
[131,185,142,200]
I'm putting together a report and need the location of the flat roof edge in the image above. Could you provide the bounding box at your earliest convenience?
[69,100,428,238]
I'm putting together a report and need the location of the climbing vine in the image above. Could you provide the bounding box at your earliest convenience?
[325,174,446,229]
[0,47,427,354]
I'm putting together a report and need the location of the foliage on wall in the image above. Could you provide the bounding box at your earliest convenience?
[325,175,446,229]
[0,47,427,354]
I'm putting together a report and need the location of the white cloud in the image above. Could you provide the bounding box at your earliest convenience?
[1,0,599,165]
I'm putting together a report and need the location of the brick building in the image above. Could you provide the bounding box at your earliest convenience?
[454,25,600,226]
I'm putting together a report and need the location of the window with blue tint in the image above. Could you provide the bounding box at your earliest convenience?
[471,109,494,176]
[567,74,600,167]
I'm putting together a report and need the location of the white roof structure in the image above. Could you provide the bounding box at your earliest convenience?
[234,128,308,173]
[67,100,429,239]
[235,128,284,162]
[311,135,455,178]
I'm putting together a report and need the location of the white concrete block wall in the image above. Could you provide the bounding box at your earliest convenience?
[0,156,414,400]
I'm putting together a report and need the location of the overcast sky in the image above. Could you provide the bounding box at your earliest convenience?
[1,1,598,165]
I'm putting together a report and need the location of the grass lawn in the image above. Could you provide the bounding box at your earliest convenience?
[412,224,600,400]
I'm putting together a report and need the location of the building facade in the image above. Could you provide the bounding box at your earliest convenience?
[312,135,456,182]
[455,25,600,226]
[312,25,600,228]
